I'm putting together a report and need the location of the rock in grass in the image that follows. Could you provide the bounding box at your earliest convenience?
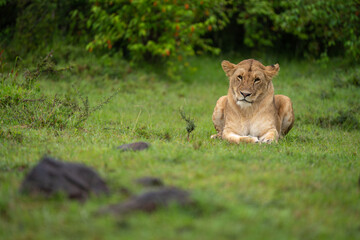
[117,141,150,151]
[98,187,191,215]
[135,176,164,187]
[20,156,109,201]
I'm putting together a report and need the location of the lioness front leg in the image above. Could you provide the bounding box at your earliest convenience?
[259,129,279,144]
[222,129,259,144]
[211,96,227,139]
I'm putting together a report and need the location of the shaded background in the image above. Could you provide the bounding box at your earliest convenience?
[1,0,359,70]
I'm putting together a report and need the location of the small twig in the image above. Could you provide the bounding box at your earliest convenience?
[90,88,119,113]
[132,109,142,133]
[179,109,196,142]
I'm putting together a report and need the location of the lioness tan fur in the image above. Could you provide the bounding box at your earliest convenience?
[211,59,294,143]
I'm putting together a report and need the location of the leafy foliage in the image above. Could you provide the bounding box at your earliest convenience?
[0,0,359,69]
[0,0,91,56]
[84,0,229,77]
[231,0,360,59]
[273,0,360,59]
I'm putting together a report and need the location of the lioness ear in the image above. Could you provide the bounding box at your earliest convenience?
[221,60,236,77]
[265,63,280,79]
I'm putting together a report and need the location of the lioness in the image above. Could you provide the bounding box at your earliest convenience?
[211,59,294,143]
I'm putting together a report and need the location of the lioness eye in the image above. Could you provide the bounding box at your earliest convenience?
[254,78,260,83]
[237,76,242,81]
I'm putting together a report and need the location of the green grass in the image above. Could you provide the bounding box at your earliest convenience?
[1,53,360,240]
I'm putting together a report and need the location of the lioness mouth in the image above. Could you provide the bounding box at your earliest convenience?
[238,99,253,104]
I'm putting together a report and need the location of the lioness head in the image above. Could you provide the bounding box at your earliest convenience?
[221,59,279,107]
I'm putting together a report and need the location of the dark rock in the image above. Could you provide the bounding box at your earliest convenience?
[20,156,109,200]
[98,187,191,215]
[117,141,150,151]
[135,177,164,187]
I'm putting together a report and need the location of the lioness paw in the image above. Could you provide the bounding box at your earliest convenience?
[249,136,259,143]
[260,138,276,144]
[210,134,221,139]
[259,130,278,144]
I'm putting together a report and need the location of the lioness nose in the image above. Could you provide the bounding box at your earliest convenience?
[240,91,252,98]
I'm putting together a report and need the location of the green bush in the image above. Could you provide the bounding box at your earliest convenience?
[83,0,229,76]
[0,0,359,69]
[274,0,360,59]
[230,0,277,48]
[229,0,360,59]
[0,0,90,57]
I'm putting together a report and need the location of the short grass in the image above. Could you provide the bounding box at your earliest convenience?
[1,52,360,240]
